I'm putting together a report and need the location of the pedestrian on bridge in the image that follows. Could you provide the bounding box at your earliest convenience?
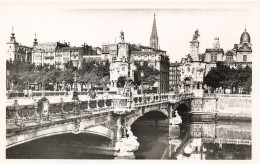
[24,89,28,98]
[28,88,33,100]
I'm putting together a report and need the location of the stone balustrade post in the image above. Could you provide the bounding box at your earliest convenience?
[33,99,40,123]
[112,99,115,108]
[122,118,127,138]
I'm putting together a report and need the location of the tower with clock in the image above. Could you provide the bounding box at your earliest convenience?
[109,31,135,95]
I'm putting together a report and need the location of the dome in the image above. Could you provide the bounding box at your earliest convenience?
[240,28,251,43]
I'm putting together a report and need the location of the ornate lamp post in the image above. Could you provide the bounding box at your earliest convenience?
[42,75,46,99]
[141,70,144,94]
[72,73,79,100]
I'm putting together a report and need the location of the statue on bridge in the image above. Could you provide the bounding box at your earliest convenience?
[192,29,200,41]
[115,126,139,158]
[120,31,125,42]
[170,110,182,125]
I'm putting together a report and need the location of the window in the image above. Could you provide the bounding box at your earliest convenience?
[243,55,247,62]
[122,66,125,71]
[227,56,232,62]
[211,54,217,62]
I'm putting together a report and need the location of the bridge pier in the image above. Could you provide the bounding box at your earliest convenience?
[112,112,139,159]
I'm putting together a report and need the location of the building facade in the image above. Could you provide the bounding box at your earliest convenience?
[32,38,100,69]
[101,43,117,62]
[6,27,32,63]
[169,62,181,93]
[179,29,206,96]
[130,45,169,93]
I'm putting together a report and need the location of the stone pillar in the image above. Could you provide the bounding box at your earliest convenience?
[115,116,123,141]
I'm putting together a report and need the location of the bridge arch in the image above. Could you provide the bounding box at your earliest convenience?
[127,109,168,127]
[171,102,191,124]
[6,122,113,149]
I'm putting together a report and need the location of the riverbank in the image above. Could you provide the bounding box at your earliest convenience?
[216,113,251,122]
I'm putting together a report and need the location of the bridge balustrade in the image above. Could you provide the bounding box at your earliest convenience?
[6,98,114,127]
[6,92,195,127]
[8,90,118,99]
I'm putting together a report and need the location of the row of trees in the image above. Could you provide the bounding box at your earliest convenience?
[204,62,252,94]
[6,59,111,91]
[6,60,160,92]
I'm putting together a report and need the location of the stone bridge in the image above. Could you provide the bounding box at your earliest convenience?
[6,93,217,158]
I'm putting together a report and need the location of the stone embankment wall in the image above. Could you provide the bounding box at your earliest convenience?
[216,97,251,120]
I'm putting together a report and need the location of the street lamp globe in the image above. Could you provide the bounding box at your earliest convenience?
[141,70,144,77]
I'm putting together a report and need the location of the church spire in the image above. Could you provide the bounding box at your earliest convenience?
[151,14,158,37]
[150,14,159,49]
[33,32,38,46]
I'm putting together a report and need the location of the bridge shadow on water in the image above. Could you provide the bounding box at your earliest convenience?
[131,111,170,159]
[6,133,114,159]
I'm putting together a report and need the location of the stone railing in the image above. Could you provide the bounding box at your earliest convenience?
[8,91,117,99]
[6,98,114,127]
[216,94,251,98]
[131,93,193,107]
[204,93,251,99]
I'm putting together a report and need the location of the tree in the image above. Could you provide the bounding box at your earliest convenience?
[204,61,252,94]
[133,61,160,88]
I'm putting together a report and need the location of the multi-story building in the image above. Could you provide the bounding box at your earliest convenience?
[231,28,252,67]
[131,45,169,93]
[204,37,224,73]
[32,41,71,68]
[130,14,169,93]
[82,44,102,62]
[169,62,181,93]
[32,39,99,69]
[107,14,170,93]
[101,43,117,62]
[6,27,32,63]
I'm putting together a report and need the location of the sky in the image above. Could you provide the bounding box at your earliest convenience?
[0,1,259,62]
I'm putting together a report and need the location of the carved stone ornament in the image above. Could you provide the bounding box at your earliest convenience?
[115,126,139,157]
[113,108,133,115]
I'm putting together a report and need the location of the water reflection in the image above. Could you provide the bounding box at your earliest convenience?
[7,117,251,159]
[132,119,251,160]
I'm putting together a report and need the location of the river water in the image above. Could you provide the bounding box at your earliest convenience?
[132,119,251,160]
[7,117,251,159]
